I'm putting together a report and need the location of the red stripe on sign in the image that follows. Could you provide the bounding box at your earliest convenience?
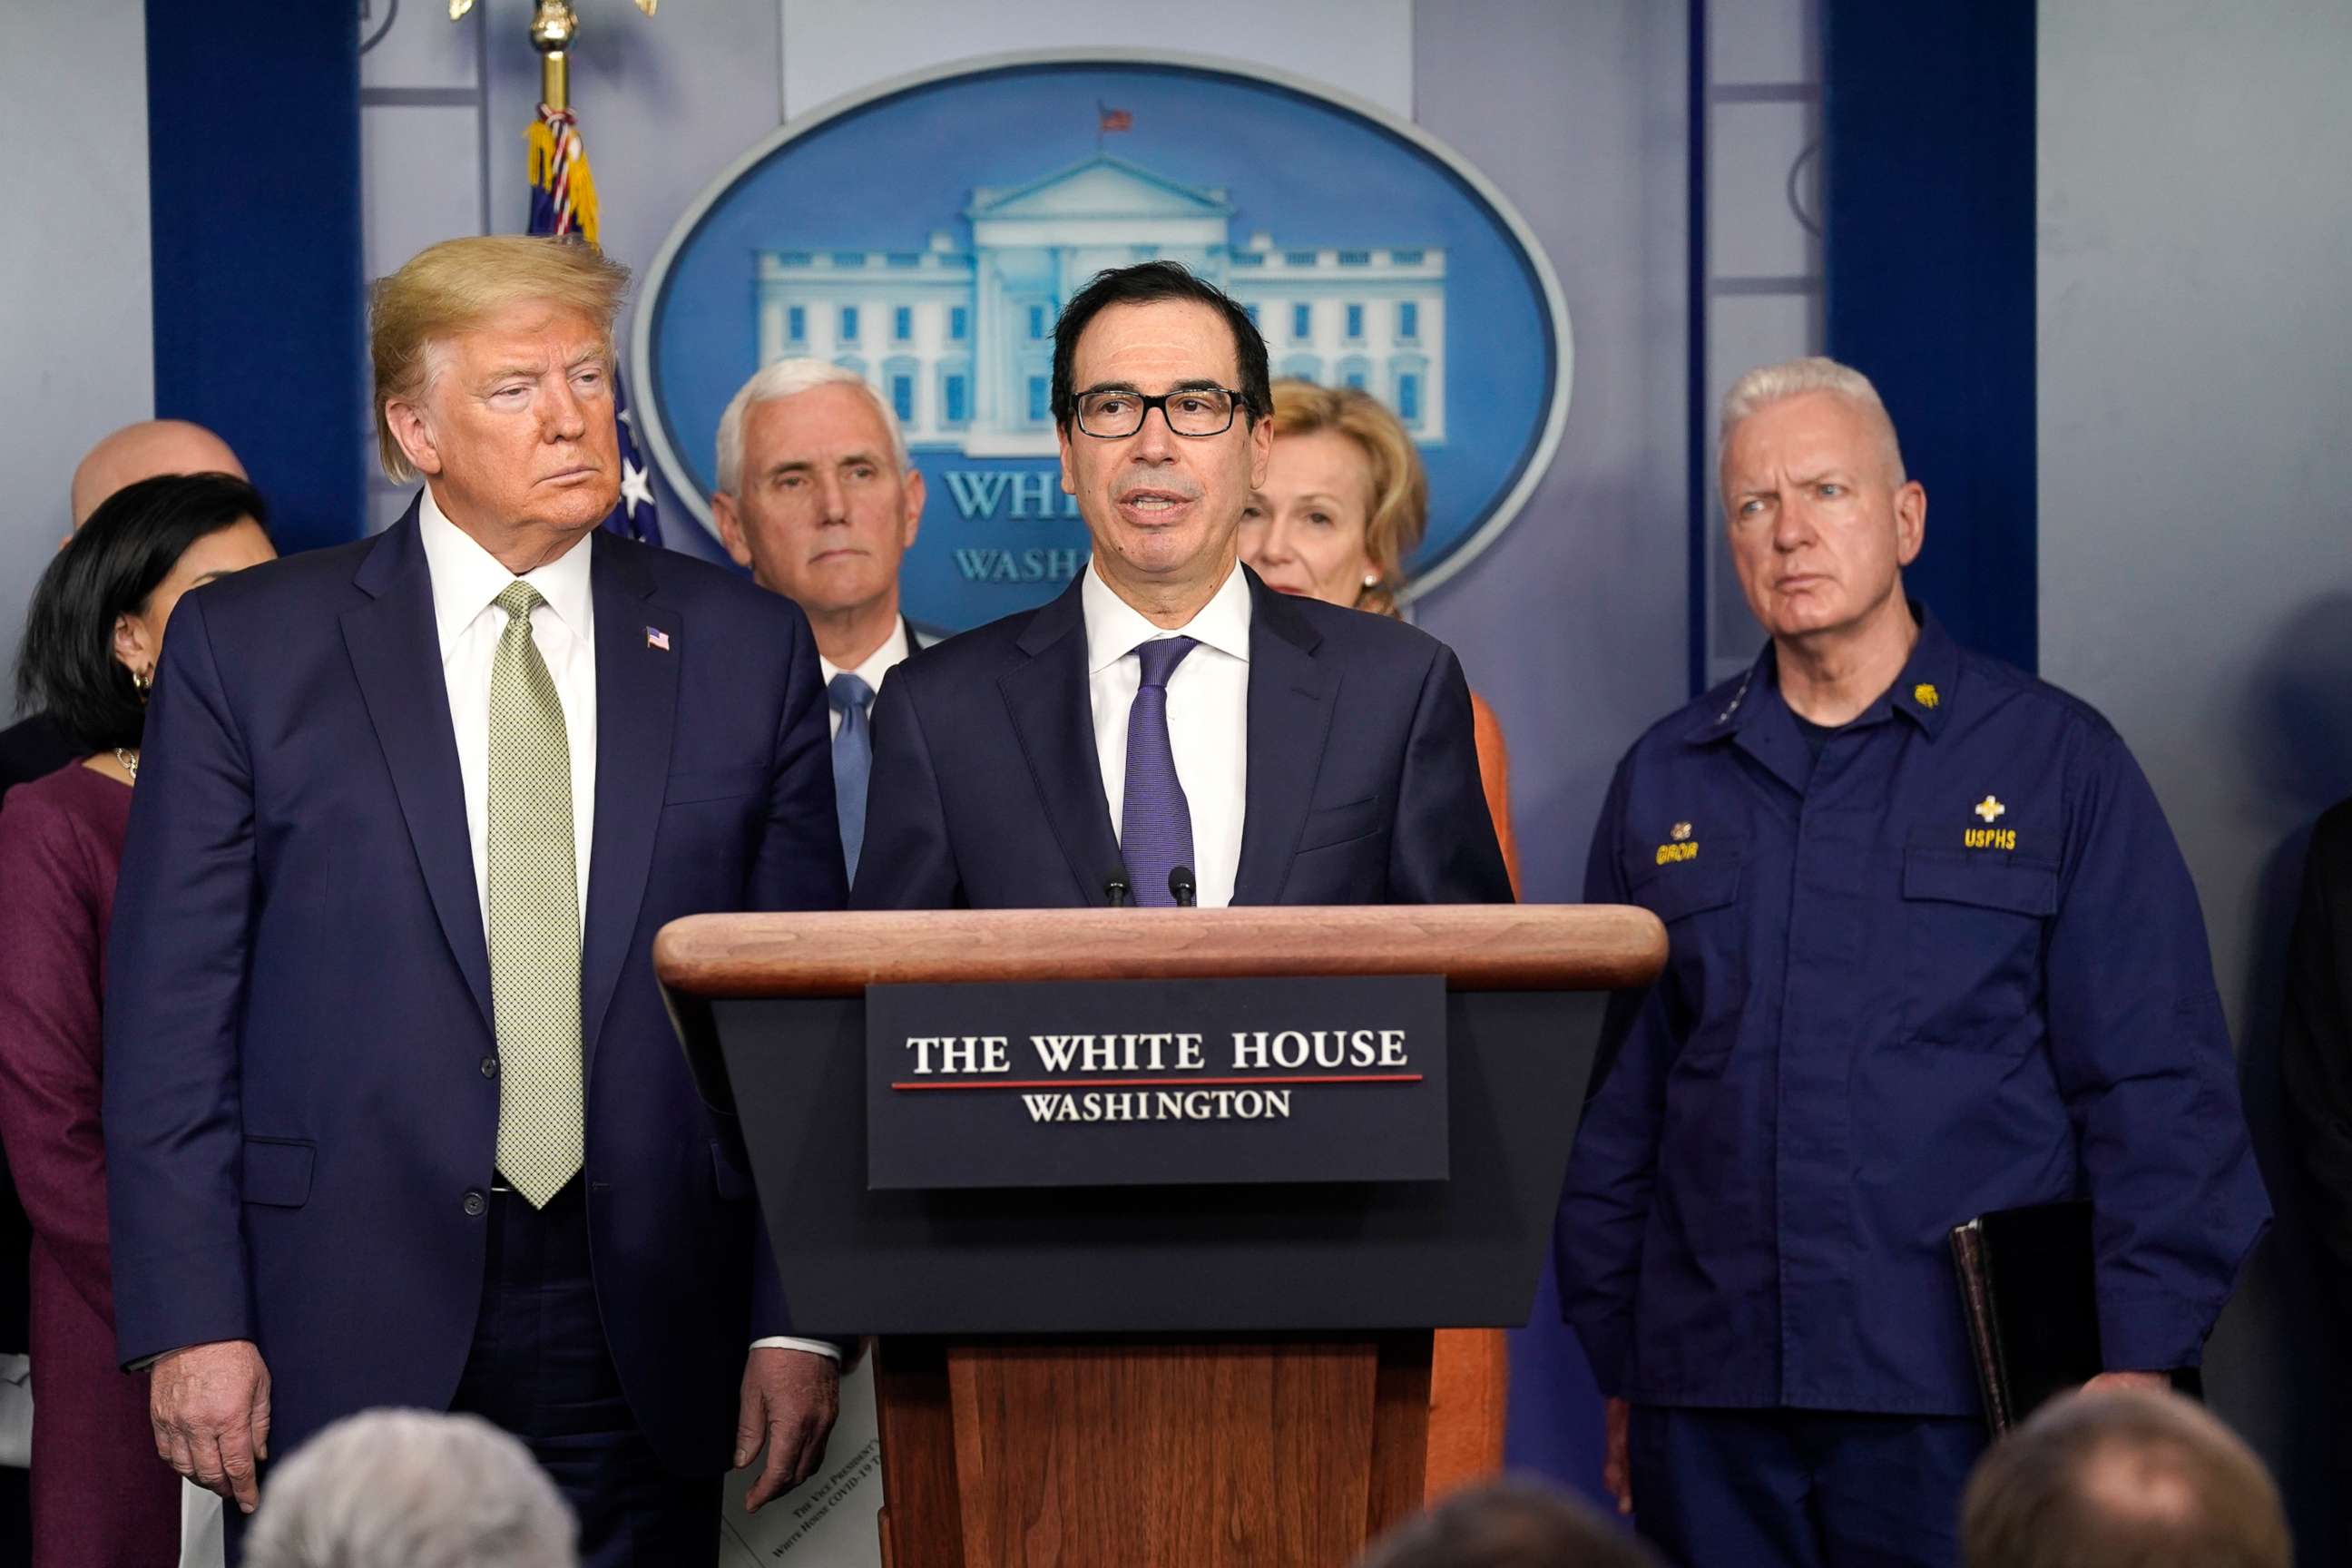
[889,1073,1425,1092]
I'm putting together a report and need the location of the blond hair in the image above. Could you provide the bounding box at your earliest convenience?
[370,235,631,482]
[1267,378,1427,618]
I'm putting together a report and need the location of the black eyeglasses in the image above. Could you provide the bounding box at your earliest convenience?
[1073,387,1251,439]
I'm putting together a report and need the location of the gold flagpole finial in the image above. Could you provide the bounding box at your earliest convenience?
[441,3,656,109]
[446,2,651,26]
[531,1,579,112]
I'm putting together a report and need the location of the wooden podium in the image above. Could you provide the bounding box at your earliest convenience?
[657,906,1663,1568]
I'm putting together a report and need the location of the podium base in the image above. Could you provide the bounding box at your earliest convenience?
[875,1332,1433,1568]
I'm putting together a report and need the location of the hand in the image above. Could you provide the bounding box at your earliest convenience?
[734,1347,841,1514]
[1603,1396,1632,1516]
[150,1339,271,1514]
[2082,1369,2171,1396]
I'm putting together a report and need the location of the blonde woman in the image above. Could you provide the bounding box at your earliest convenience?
[1240,378,1520,891]
[1239,378,1517,1499]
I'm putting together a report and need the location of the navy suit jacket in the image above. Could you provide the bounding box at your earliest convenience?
[103,504,847,1476]
[853,566,1513,908]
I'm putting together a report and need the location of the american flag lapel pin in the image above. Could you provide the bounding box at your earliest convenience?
[644,625,671,652]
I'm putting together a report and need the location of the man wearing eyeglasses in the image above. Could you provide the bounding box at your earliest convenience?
[851,260,1510,911]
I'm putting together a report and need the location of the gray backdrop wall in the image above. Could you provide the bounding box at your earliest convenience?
[2038,0,2352,1550]
[0,0,153,667]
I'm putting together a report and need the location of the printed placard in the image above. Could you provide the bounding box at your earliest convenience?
[867,974,1447,1190]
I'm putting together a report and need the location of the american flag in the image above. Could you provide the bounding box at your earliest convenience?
[527,103,663,546]
[1098,103,1133,134]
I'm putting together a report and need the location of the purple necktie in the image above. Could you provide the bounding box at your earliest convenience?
[1122,636,1198,907]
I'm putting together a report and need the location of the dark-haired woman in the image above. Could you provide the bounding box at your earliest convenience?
[0,474,272,1566]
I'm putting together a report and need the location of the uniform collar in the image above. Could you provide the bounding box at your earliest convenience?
[1884,602,1959,738]
[1686,600,1958,750]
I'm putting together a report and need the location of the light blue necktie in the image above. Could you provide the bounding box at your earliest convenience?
[829,671,874,885]
[1122,637,1198,906]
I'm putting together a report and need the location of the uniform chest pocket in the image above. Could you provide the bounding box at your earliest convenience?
[1626,846,1747,1073]
[1900,847,2058,1050]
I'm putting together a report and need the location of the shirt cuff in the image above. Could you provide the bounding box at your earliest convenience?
[751,1336,842,1361]
[2096,1292,2208,1374]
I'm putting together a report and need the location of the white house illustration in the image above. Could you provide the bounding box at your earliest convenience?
[753,153,1446,458]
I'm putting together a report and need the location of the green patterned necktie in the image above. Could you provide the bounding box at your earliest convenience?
[486,581,583,1208]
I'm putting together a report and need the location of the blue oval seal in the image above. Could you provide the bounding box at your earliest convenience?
[633,50,1571,633]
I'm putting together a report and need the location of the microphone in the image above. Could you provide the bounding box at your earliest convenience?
[1103,871,1132,908]
[1168,866,1197,908]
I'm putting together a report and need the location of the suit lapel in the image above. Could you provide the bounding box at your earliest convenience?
[340,505,494,1031]
[581,533,677,1072]
[997,578,1122,905]
[1231,570,1336,906]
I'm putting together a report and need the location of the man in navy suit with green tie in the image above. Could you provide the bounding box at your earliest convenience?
[104,237,848,1564]
[852,261,1511,912]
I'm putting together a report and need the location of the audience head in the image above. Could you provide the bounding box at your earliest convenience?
[1356,1477,1664,1568]
[1716,355,1925,648]
[241,1408,577,1568]
[14,473,273,748]
[371,235,630,560]
[70,418,246,527]
[711,358,923,622]
[1051,261,1272,611]
[1961,1387,2290,1568]
[1242,377,1427,617]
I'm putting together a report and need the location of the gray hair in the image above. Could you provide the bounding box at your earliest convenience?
[1358,1477,1663,1568]
[1960,1387,2290,1568]
[1717,355,1906,494]
[715,357,909,494]
[242,1409,577,1568]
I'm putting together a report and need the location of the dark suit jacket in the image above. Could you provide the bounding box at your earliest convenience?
[853,566,1512,908]
[2285,797,2352,1306]
[102,503,847,1476]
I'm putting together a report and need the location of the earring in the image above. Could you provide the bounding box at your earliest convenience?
[1362,572,1381,590]
[132,666,153,702]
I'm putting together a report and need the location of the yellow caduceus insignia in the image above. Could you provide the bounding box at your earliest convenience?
[1914,683,1941,710]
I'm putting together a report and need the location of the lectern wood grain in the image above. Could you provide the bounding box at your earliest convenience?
[658,904,1666,997]
[877,1335,1432,1568]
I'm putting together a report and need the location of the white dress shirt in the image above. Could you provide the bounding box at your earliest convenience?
[417,489,598,931]
[1083,559,1251,909]
[417,492,835,1363]
[818,616,910,737]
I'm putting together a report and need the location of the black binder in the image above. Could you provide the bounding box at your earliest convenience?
[1948,1200,2103,1435]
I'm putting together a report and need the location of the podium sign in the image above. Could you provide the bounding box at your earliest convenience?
[866,975,1448,1190]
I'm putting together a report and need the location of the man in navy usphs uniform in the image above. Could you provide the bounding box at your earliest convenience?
[1555,357,2269,1568]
